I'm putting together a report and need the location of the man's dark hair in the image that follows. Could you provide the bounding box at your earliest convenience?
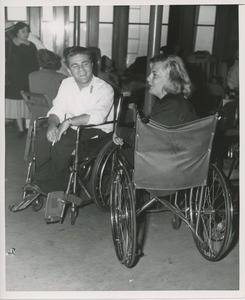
[64,46,93,66]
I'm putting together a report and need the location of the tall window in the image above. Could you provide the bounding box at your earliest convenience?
[98,6,113,58]
[127,5,169,67]
[68,6,87,47]
[161,5,169,48]
[42,6,54,51]
[194,5,216,53]
[127,5,150,67]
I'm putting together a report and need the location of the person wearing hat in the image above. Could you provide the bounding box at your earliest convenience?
[29,49,67,102]
[5,21,39,137]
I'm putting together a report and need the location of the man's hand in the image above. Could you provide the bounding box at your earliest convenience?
[58,119,70,141]
[113,132,124,146]
[47,123,59,144]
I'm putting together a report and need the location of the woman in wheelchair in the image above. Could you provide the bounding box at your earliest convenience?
[110,54,234,268]
[113,54,198,152]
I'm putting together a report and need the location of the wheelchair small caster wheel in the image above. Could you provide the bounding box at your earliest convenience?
[32,195,44,212]
[171,213,181,230]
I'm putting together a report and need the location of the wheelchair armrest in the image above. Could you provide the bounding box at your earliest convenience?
[138,109,149,124]
[77,120,116,129]
[35,116,48,122]
[33,116,49,132]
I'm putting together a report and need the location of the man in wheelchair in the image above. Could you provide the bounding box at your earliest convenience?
[113,53,198,154]
[27,46,114,195]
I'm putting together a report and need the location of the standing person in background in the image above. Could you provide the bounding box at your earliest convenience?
[5,22,39,137]
[29,49,67,102]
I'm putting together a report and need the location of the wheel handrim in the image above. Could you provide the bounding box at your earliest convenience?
[193,165,233,261]
[110,167,136,267]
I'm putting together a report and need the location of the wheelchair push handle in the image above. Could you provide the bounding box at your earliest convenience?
[137,109,149,124]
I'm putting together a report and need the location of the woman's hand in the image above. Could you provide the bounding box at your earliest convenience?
[47,123,59,144]
[113,132,124,146]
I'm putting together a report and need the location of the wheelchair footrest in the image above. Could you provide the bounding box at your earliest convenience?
[65,190,92,207]
[9,193,41,212]
[45,191,66,224]
[65,194,83,206]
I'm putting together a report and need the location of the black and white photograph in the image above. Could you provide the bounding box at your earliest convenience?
[1,0,244,299]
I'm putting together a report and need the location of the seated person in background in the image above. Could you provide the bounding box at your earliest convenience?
[28,46,114,194]
[222,49,239,130]
[29,49,67,102]
[160,44,182,57]
[101,55,120,90]
[227,49,239,94]
[87,46,120,96]
[113,54,198,148]
[121,56,148,109]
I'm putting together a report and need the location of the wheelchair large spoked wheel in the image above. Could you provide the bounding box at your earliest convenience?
[110,165,136,268]
[91,140,117,212]
[192,164,233,261]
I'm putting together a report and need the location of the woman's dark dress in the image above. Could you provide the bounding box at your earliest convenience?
[5,39,39,99]
[118,93,198,145]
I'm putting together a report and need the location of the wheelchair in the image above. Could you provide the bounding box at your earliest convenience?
[109,110,235,268]
[10,92,131,225]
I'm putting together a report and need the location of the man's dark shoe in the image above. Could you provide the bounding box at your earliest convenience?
[24,182,48,196]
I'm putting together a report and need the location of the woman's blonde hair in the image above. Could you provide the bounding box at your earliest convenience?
[150,54,192,99]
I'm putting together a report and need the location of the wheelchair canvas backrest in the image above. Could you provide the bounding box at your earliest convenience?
[133,113,219,190]
[21,91,52,123]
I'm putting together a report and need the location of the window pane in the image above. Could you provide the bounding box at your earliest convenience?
[79,23,87,46]
[129,6,150,23]
[99,6,113,22]
[68,23,74,46]
[7,7,27,21]
[194,26,214,53]
[162,5,169,23]
[80,6,87,22]
[68,23,87,47]
[128,24,140,39]
[99,24,112,58]
[127,24,148,66]
[69,6,74,22]
[138,25,148,56]
[42,22,54,51]
[128,39,139,53]
[128,24,148,53]
[161,25,168,47]
[139,6,150,23]
[197,6,216,25]
[42,6,53,21]
[129,7,140,23]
